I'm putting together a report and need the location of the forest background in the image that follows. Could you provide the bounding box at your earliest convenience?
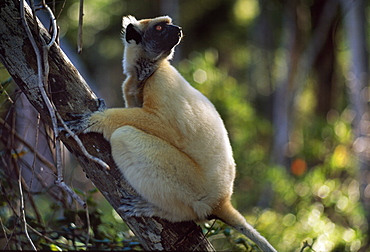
[0,0,369,251]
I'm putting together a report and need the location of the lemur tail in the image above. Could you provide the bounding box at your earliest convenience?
[213,200,278,252]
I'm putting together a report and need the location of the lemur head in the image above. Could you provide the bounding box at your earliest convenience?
[122,16,182,79]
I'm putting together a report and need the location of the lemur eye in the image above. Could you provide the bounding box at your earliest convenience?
[155,25,163,31]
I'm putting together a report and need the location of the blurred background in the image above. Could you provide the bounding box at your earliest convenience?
[0,0,369,251]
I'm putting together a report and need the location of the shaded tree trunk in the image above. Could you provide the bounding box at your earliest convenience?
[311,0,337,117]
[271,0,340,168]
[271,0,301,168]
[340,0,370,250]
[0,0,214,250]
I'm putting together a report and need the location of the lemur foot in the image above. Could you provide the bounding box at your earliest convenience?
[62,114,91,135]
[118,194,162,218]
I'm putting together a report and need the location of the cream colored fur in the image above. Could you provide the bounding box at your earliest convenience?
[88,61,235,222]
[81,16,277,252]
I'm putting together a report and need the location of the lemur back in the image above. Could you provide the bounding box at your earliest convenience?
[71,15,277,252]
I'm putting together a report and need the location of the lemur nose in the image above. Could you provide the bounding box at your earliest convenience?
[177,27,183,37]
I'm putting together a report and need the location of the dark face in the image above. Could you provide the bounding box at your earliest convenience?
[143,22,182,57]
[125,21,182,60]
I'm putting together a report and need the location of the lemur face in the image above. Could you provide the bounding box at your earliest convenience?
[143,22,182,57]
[124,17,182,60]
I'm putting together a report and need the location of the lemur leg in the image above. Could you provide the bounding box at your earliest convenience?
[110,126,213,222]
[66,108,215,222]
[84,108,164,140]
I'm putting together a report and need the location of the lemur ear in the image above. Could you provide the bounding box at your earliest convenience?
[126,24,142,44]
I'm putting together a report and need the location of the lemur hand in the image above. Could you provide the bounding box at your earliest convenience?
[60,98,107,135]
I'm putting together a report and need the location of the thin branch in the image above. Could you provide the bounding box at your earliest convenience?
[28,112,40,193]
[41,3,57,49]
[56,113,110,170]
[0,117,56,172]
[77,0,84,54]
[59,180,86,207]
[26,224,70,250]
[0,168,19,250]
[84,200,91,247]
[18,167,37,250]
[1,176,65,249]
[0,218,8,246]
[20,0,85,207]
[55,0,67,20]
[27,192,44,230]
[0,78,14,104]
[300,240,316,252]
[28,0,39,36]
[192,220,216,251]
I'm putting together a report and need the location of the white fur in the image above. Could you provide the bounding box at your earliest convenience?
[109,63,235,221]
[84,16,277,252]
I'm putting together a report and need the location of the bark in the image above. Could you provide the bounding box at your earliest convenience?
[0,0,214,250]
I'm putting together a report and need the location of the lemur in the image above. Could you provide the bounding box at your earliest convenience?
[68,15,277,252]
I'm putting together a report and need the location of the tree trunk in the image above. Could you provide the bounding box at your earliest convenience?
[340,0,370,250]
[0,0,214,250]
[271,0,300,168]
[311,0,336,117]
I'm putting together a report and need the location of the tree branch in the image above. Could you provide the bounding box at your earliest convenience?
[0,0,214,250]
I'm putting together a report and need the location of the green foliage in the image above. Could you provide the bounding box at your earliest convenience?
[0,181,142,251]
[1,0,368,251]
[177,51,365,251]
